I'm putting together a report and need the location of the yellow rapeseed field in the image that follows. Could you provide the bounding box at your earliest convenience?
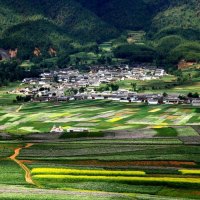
[179,169,200,175]
[152,125,165,129]
[31,168,146,176]
[107,117,122,122]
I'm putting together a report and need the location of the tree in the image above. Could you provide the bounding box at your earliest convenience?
[75,57,81,66]
[193,92,199,98]
[97,56,106,64]
[54,76,59,83]
[187,92,199,98]
[131,82,137,91]
[79,87,85,93]
[110,83,119,91]
[163,92,168,97]
[57,55,70,68]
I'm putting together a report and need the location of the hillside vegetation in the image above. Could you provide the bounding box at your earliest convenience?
[0,0,199,66]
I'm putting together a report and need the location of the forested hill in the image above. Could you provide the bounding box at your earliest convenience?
[0,0,119,48]
[76,0,169,30]
[0,0,199,60]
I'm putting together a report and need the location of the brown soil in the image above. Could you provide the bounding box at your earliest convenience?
[9,143,35,185]
[67,160,196,167]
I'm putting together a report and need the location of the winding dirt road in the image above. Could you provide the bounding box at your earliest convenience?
[9,143,35,185]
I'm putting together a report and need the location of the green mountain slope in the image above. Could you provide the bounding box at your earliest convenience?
[150,0,200,39]
[76,0,168,30]
[0,0,199,63]
[0,0,119,52]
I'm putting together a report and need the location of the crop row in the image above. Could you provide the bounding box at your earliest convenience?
[31,168,146,176]
[179,169,200,175]
[33,174,200,185]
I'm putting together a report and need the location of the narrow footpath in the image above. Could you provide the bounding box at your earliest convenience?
[9,143,35,185]
[16,104,24,113]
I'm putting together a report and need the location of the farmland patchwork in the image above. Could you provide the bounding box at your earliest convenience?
[0,100,200,134]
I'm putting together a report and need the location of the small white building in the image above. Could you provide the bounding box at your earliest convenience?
[67,128,89,133]
[147,98,159,105]
[120,98,130,103]
[50,125,64,133]
[130,98,142,103]
[164,98,179,104]
[94,96,105,100]
[69,97,75,101]
[192,99,200,106]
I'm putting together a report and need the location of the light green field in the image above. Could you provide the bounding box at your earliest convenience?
[112,68,200,95]
[0,99,200,134]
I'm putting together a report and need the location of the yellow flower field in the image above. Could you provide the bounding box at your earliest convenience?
[31,168,146,176]
[107,117,122,122]
[179,169,200,175]
[152,125,165,129]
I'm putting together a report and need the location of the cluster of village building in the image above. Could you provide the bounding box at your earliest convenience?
[8,65,200,106]
[21,65,166,87]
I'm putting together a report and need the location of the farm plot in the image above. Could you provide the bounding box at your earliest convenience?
[15,140,200,199]
[0,100,200,135]
[0,143,29,187]
[1,140,200,199]
[0,160,26,185]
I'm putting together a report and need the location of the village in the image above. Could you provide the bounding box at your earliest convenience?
[8,65,200,107]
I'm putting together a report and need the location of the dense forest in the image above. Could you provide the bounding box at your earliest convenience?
[0,0,199,69]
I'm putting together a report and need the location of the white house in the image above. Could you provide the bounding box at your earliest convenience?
[192,99,200,106]
[50,125,64,133]
[164,98,179,104]
[67,128,89,133]
[147,98,159,105]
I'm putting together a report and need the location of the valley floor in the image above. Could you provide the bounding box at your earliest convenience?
[1,81,200,199]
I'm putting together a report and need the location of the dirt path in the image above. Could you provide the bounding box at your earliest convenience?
[16,104,24,113]
[9,143,35,185]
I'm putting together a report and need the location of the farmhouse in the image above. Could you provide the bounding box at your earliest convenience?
[147,98,159,105]
[155,69,165,77]
[50,125,64,133]
[192,99,200,106]
[57,97,69,101]
[120,98,130,103]
[130,97,142,103]
[164,97,179,104]
[67,128,89,133]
